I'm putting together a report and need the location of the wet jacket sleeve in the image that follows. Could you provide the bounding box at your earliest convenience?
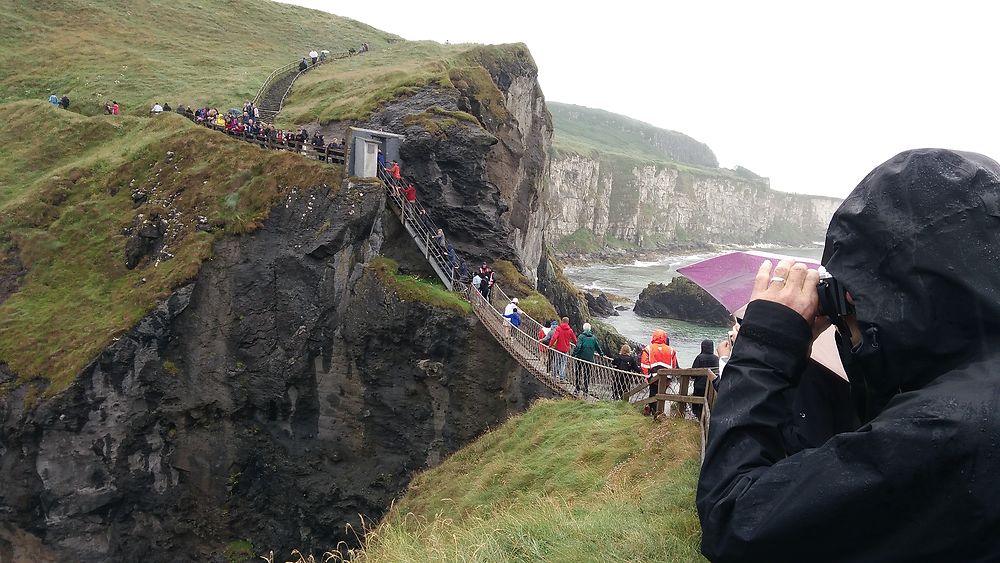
[696,300,977,562]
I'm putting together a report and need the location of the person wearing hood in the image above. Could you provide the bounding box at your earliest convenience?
[539,319,559,370]
[689,339,718,419]
[697,149,1000,562]
[547,317,577,382]
[611,344,641,399]
[571,322,603,396]
[640,329,679,415]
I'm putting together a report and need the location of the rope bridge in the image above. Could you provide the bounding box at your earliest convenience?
[180,55,715,433]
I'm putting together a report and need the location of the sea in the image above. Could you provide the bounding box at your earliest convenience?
[563,245,825,365]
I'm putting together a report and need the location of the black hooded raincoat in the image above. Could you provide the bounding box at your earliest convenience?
[697,149,1000,562]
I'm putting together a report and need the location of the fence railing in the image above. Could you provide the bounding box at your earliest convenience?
[252,61,299,107]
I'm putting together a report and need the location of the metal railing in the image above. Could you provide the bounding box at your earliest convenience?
[252,61,299,107]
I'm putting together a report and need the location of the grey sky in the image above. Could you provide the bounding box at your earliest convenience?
[281,0,999,198]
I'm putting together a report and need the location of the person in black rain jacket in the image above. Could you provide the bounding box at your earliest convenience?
[697,148,1000,562]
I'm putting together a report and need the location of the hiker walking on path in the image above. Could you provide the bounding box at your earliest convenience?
[640,329,679,415]
[697,148,1000,563]
[611,344,641,400]
[571,323,603,396]
[689,339,718,419]
[547,317,577,382]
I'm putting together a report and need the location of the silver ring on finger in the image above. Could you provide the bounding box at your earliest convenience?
[770,276,786,284]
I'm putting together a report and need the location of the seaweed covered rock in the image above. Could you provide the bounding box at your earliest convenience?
[633,277,730,326]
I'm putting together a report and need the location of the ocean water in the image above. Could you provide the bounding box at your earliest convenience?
[564,246,824,364]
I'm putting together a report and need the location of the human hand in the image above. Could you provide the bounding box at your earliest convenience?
[750,259,822,330]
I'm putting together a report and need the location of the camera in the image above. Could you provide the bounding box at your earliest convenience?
[817,267,854,339]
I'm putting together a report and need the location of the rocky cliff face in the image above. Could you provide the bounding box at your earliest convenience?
[0,184,554,562]
[362,45,552,284]
[548,153,840,251]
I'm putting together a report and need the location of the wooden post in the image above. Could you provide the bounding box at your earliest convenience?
[655,369,667,417]
[678,373,691,418]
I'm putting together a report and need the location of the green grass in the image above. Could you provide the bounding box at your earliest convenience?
[548,101,718,168]
[277,41,534,126]
[0,101,342,395]
[0,0,398,116]
[368,257,471,315]
[491,260,558,322]
[351,400,706,562]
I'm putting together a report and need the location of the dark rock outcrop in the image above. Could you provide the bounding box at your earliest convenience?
[363,45,552,283]
[633,277,730,326]
[123,214,167,269]
[584,292,618,317]
[0,184,554,562]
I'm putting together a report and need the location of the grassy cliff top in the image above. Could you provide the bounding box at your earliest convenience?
[277,41,537,126]
[354,400,705,562]
[548,101,722,168]
[0,0,398,115]
[0,101,342,395]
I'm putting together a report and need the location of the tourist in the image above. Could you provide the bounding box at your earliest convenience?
[689,339,718,419]
[59,95,70,109]
[111,101,120,115]
[611,344,641,400]
[387,160,402,184]
[402,184,416,203]
[503,297,521,336]
[478,266,493,300]
[432,228,446,253]
[299,57,308,72]
[570,322,603,396]
[309,50,319,65]
[104,101,113,115]
[48,94,59,106]
[151,102,163,114]
[640,329,679,415]
[162,102,171,112]
[697,148,1000,562]
[547,317,577,382]
[472,271,482,296]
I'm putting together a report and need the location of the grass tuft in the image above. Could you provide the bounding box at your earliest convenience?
[368,257,471,315]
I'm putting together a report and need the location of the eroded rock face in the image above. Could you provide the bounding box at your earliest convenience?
[0,185,554,562]
[364,48,553,284]
[584,292,618,317]
[547,153,841,251]
[633,277,731,326]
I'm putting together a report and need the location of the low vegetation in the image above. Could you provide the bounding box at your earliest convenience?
[350,400,705,562]
[0,0,397,116]
[491,260,559,322]
[368,257,471,315]
[0,101,342,395]
[277,41,535,127]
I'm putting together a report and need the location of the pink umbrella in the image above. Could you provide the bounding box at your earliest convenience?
[678,251,846,381]
[677,250,821,314]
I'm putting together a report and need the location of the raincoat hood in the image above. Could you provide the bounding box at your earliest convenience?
[822,148,1000,419]
[700,339,714,354]
[651,330,668,345]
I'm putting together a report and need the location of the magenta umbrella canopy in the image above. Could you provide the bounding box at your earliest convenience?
[676,250,821,314]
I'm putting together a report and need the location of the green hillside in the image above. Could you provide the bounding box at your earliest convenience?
[549,101,720,169]
[352,400,706,562]
[0,0,397,115]
[0,101,341,395]
[278,41,535,126]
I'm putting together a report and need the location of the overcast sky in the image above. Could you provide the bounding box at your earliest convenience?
[281,0,999,198]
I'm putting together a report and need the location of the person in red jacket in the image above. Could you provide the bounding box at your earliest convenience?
[403,184,416,203]
[388,160,402,183]
[547,317,577,382]
[640,329,679,415]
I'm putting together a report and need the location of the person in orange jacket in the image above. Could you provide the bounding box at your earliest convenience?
[640,329,679,414]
